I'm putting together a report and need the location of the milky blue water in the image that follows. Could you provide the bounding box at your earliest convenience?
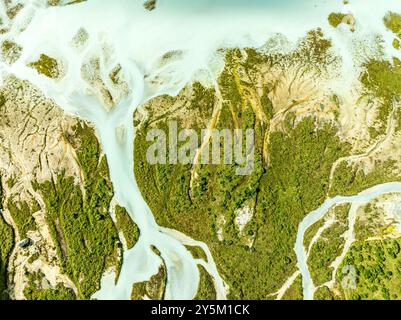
[158,0,326,13]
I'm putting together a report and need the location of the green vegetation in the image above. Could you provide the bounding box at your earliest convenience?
[32,123,119,299]
[109,65,122,85]
[244,29,333,70]
[384,12,401,35]
[330,159,399,196]
[393,39,400,50]
[0,178,14,300]
[115,205,139,249]
[1,41,15,55]
[314,286,335,300]
[66,0,87,5]
[361,59,401,100]
[328,13,347,28]
[1,40,21,63]
[131,264,166,300]
[358,59,401,136]
[384,12,401,50]
[29,54,60,78]
[303,218,325,249]
[186,246,207,261]
[48,0,87,7]
[331,56,401,185]
[28,252,40,264]
[295,29,333,65]
[337,238,401,300]
[134,37,351,298]
[6,3,23,19]
[354,201,393,241]
[308,204,350,286]
[23,270,76,300]
[6,176,17,189]
[47,0,62,5]
[194,265,216,300]
[281,275,303,300]
[7,198,38,238]
[252,115,349,297]
[260,88,274,120]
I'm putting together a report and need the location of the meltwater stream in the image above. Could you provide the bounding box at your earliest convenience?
[295,182,401,300]
[2,0,401,300]
[8,45,208,300]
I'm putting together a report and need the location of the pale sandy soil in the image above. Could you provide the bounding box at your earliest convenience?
[0,76,84,298]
